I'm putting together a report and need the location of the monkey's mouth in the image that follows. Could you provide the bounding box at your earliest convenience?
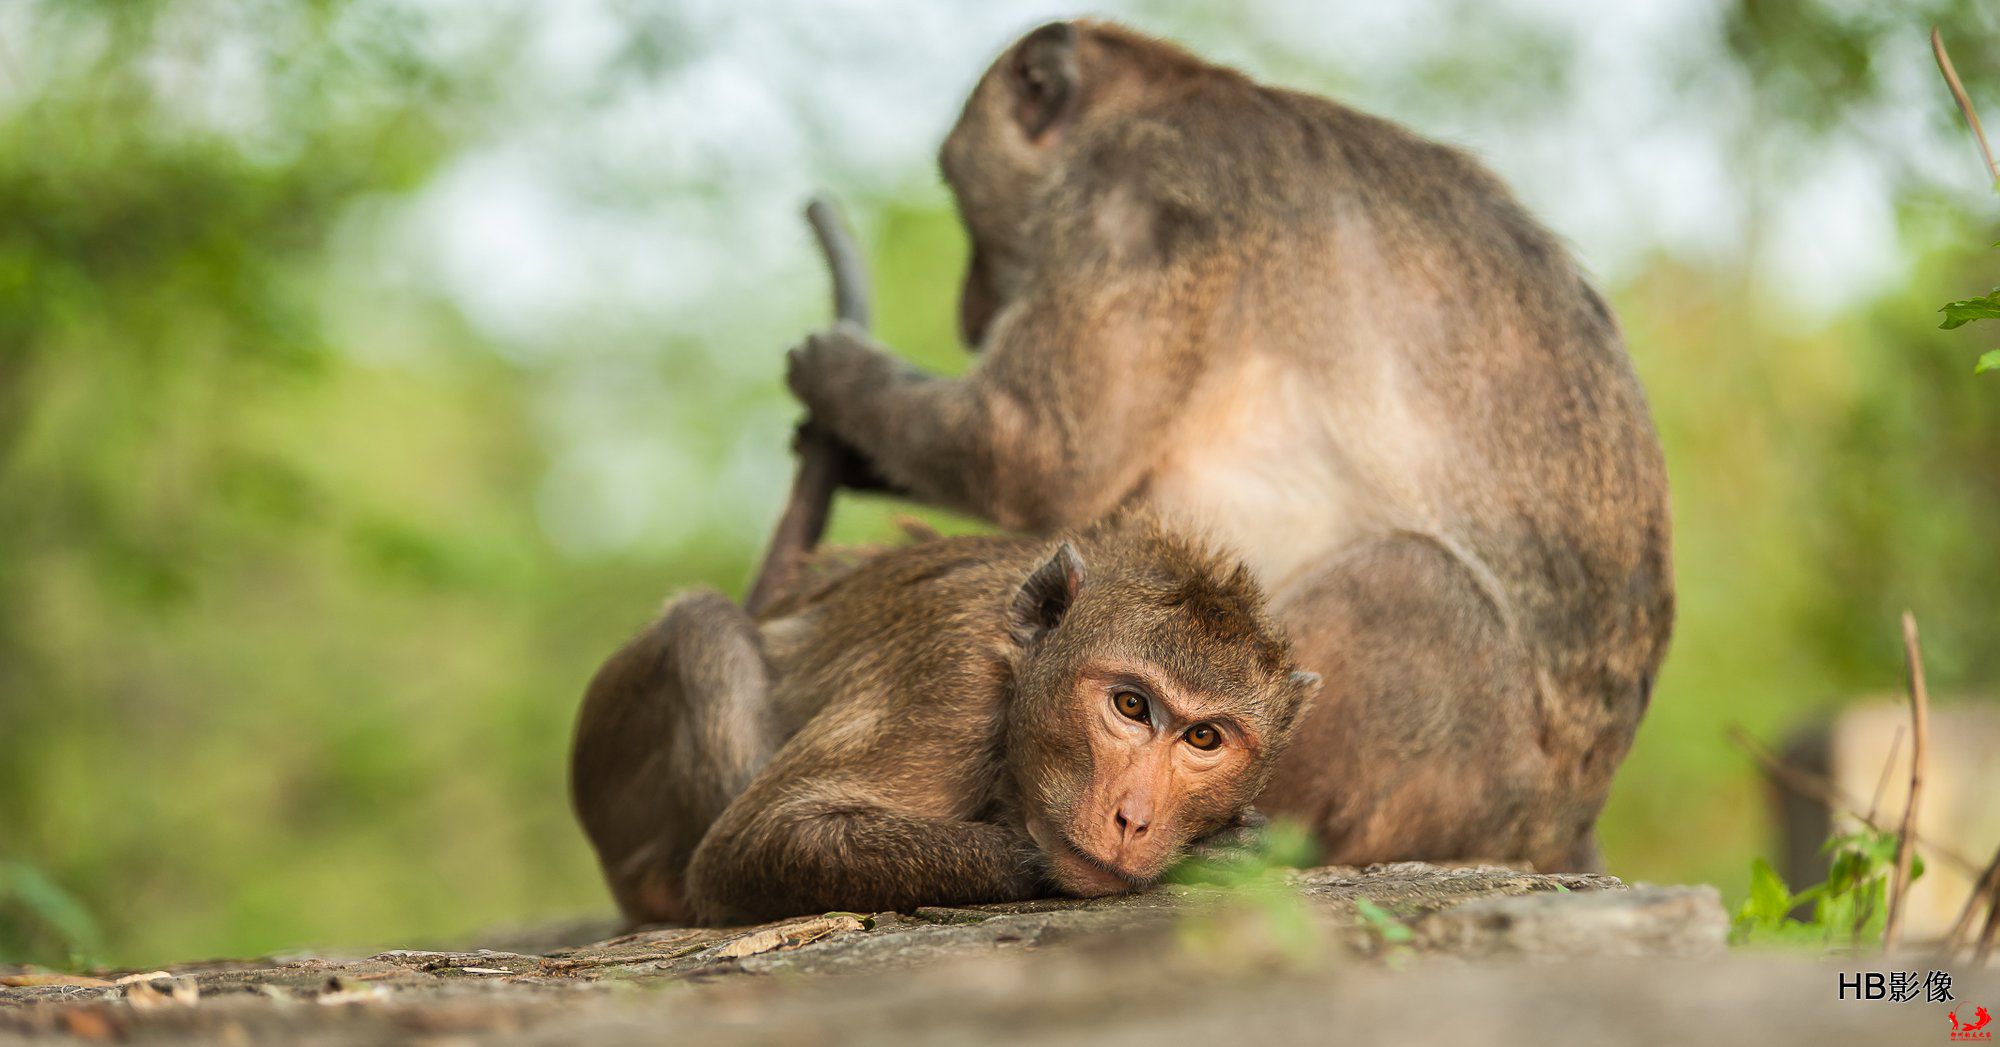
[1025,815,1151,896]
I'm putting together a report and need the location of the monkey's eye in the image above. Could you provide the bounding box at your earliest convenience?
[1184,724,1222,751]
[1114,691,1150,723]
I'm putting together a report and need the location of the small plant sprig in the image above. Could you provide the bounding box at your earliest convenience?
[1938,274,2000,375]
[1731,827,1925,949]
[1931,28,2000,375]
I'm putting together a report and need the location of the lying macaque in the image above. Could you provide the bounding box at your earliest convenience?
[571,515,1319,925]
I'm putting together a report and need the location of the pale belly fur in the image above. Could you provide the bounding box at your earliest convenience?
[1139,352,1445,603]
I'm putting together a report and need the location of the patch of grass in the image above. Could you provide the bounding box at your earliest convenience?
[1166,819,1318,888]
[1168,819,1322,964]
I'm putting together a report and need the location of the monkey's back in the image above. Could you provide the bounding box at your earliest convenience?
[750,535,1039,815]
[1292,92,1674,738]
[1060,69,1673,785]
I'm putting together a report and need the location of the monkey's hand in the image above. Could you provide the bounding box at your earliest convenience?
[793,418,902,495]
[784,321,913,433]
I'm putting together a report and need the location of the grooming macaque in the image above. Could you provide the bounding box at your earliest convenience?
[784,21,1674,870]
[571,516,1319,925]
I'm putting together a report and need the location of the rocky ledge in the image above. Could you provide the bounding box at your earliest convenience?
[1,863,1985,1045]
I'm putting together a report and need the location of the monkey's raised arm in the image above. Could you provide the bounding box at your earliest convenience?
[782,33,1221,534]
[783,273,1199,533]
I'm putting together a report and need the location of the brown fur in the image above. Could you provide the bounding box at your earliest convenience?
[784,20,1674,872]
[570,514,1317,925]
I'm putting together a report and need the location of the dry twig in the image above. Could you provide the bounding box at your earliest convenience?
[1864,724,1905,825]
[1882,612,1931,954]
[1978,887,2000,964]
[1941,845,2000,961]
[743,197,872,617]
[1932,28,1999,186]
[1728,725,1977,877]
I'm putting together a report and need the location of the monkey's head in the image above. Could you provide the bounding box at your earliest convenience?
[940,20,1211,346]
[1004,519,1320,897]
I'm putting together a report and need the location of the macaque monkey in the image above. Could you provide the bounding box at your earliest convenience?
[571,515,1320,926]
[783,21,1674,871]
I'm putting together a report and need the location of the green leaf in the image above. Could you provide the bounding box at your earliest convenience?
[1976,349,2000,374]
[1938,290,2000,329]
[1743,858,1792,926]
[1850,829,1897,867]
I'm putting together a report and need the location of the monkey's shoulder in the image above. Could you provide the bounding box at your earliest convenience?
[787,534,1044,611]
[757,535,1043,703]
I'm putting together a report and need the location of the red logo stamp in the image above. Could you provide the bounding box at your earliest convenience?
[1952,1006,1994,1041]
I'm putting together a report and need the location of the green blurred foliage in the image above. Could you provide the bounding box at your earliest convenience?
[0,0,615,966]
[0,0,1995,970]
[1598,221,2000,892]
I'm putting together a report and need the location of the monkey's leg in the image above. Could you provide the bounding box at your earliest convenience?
[685,801,1046,926]
[1257,535,1611,872]
[570,589,776,925]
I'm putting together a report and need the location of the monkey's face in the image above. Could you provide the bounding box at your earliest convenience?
[1003,527,1317,897]
[1017,660,1278,896]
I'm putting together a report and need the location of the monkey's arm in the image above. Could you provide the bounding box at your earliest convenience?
[685,793,1047,925]
[785,298,1192,532]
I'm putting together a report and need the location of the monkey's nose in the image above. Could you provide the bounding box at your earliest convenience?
[1113,804,1151,843]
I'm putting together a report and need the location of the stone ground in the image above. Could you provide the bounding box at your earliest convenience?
[2,863,1991,1045]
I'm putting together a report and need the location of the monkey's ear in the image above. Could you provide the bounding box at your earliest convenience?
[1280,670,1322,733]
[1009,22,1081,143]
[1010,542,1086,644]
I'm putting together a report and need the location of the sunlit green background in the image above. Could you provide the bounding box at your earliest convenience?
[2,0,1997,969]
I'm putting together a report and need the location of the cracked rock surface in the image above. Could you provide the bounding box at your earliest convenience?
[0,863,1981,1045]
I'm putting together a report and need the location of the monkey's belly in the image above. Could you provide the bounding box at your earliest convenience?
[1143,461,1353,595]
[1142,349,1446,594]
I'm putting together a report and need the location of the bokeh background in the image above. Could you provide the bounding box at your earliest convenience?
[2,0,1997,969]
